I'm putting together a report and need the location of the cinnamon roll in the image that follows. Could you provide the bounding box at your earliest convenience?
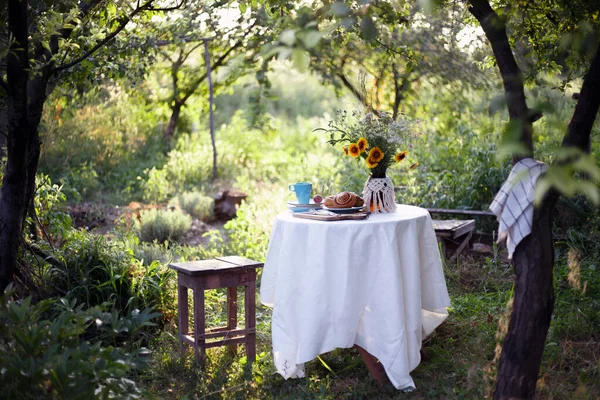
[332,192,356,208]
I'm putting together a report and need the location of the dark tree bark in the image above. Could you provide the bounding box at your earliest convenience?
[0,0,166,292]
[165,102,183,144]
[1,0,30,292]
[392,67,412,120]
[468,0,533,160]
[468,1,600,398]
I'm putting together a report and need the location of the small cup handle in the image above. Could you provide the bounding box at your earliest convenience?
[288,184,295,192]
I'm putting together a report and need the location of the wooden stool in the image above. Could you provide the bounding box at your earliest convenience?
[168,256,264,365]
[432,219,476,261]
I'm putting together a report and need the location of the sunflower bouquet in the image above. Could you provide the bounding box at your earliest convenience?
[322,110,418,178]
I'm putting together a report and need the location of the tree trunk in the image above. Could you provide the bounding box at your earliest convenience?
[494,203,556,399]
[468,0,533,159]
[165,102,182,145]
[0,102,7,159]
[203,39,217,181]
[0,0,30,292]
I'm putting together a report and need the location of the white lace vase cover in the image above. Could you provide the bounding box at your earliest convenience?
[363,176,397,213]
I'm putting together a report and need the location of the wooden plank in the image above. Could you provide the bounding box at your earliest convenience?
[450,231,473,262]
[427,208,495,217]
[217,256,264,269]
[227,286,238,354]
[198,328,255,340]
[177,282,189,354]
[169,259,244,276]
[451,220,476,239]
[432,220,476,238]
[180,334,249,349]
[202,336,248,349]
[245,279,257,363]
[193,283,206,366]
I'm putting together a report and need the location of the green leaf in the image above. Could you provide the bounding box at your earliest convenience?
[279,29,296,46]
[418,0,443,14]
[572,155,600,181]
[576,181,600,205]
[534,176,553,206]
[299,30,323,48]
[291,49,310,72]
[331,2,350,16]
[360,16,378,41]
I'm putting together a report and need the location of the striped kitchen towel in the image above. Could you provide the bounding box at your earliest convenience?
[489,158,548,259]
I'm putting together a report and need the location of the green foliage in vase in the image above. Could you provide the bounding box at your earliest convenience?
[321,110,418,178]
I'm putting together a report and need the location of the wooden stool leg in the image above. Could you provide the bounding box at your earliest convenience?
[354,345,389,386]
[450,230,473,262]
[177,280,188,355]
[193,283,206,366]
[227,286,238,354]
[244,280,256,363]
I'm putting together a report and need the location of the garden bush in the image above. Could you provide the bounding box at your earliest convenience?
[26,230,176,321]
[168,191,215,221]
[138,208,192,243]
[0,286,157,399]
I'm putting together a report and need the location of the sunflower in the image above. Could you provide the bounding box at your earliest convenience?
[409,162,419,170]
[357,137,368,153]
[394,151,407,163]
[348,143,361,158]
[343,146,349,156]
[368,146,384,162]
[365,157,379,168]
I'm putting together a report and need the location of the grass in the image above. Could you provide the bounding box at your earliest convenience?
[137,248,600,399]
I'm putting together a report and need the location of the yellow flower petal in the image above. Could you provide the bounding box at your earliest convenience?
[357,137,368,153]
[365,157,379,168]
[343,146,349,156]
[395,151,408,163]
[368,147,384,163]
[348,143,361,158]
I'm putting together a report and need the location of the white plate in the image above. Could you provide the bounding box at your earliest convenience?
[287,200,323,208]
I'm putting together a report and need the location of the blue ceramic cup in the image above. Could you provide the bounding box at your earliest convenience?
[289,182,312,205]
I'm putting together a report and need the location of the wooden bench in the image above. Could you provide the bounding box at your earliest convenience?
[426,208,496,261]
[431,219,476,261]
[169,256,264,366]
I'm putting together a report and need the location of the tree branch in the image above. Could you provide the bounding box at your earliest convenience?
[53,0,183,73]
[53,1,154,73]
[468,0,533,158]
[178,41,243,105]
[335,69,377,114]
[144,0,186,11]
[562,44,600,151]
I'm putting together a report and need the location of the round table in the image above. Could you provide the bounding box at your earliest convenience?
[260,205,451,390]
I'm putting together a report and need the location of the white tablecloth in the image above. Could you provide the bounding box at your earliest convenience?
[260,205,451,390]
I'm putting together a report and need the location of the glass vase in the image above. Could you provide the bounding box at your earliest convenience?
[363,175,396,213]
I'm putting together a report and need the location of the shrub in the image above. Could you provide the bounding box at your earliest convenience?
[168,191,215,221]
[138,208,191,243]
[0,286,157,399]
[27,230,176,320]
